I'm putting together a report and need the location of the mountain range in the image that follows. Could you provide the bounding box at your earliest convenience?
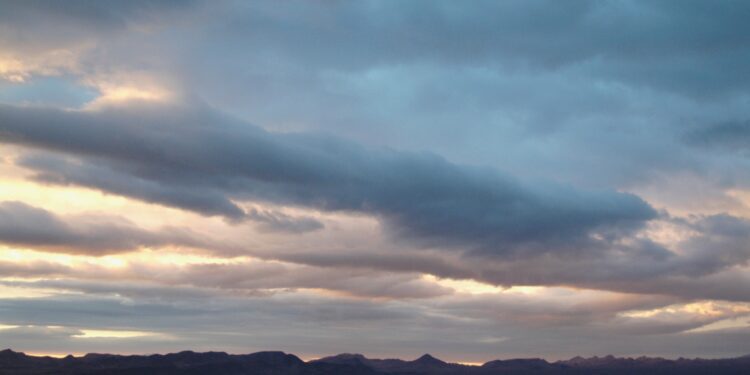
[2,349,750,374]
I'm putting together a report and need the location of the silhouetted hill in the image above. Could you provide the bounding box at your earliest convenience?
[482,358,562,372]
[1,349,750,374]
[314,352,471,373]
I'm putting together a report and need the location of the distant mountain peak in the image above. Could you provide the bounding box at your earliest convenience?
[482,358,552,370]
[0,349,24,358]
[243,350,304,366]
[2,349,750,374]
[315,352,368,365]
[414,353,446,365]
[331,353,367,359]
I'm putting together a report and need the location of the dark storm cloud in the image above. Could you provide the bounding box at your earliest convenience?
[0,201,221,255]
[261,214,750,301]
[0,103,656,257]
[189,0,750,97]
[684,120,750,155]
[5,0,750,96]
[145,0,750,197]
[0,0,193,49]
[3,95,747,299]
[246,207,324,233]
[4,0,750,195]
[0,0,190,25]
[191,0,750,94]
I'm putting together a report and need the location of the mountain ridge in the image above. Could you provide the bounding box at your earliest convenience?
[1,348,750,374]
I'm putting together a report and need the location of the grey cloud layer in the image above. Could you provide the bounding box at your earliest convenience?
[685,120,750,155]
[0,290,748,361]
[159,0,750,198]
[194,0,750,96]
[0,0,193,53]
[0,103,655,257]
[0,260,452,300]
[261,213,750,301]
[5,0,750,94]
[4,0,750,197]
[0,201,221,255]
[2,103,749,301]
[246,207,324,234]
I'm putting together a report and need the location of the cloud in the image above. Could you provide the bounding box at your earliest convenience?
[3,0,750,199]
[0,201,222,255]
[0,254,453,300]
[149,0,750,198]
[4,102,750,300]
[6,0,750,96]
[684,120,750,155]
[0,0,195,84]
[163,0,750,97]
[0,286,747,361]
[0,102,656,258]
[0,259,72,278]
[256,213,750,301]
[245,206,324,233]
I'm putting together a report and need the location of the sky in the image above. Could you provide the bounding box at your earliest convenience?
[1,0,750,363]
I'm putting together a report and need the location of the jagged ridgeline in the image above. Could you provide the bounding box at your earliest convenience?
[2,349,750,374]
